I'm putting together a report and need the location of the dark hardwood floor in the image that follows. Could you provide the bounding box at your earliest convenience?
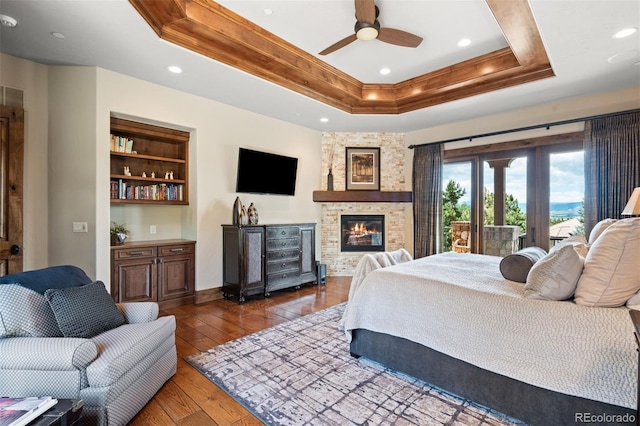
[129,276,351,425]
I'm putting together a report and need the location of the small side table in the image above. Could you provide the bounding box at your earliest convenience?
[30,399,83,426]
[628,310,640,426]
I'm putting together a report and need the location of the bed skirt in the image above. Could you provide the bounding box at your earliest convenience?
[350,328,637,426]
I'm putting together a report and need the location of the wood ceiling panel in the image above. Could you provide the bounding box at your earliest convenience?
[129,0,554,115]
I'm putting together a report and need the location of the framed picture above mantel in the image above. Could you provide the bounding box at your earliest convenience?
[346,147,380,191]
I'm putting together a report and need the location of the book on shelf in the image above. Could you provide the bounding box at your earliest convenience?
[110,134,134,153]
[110,179,184,201]
[0,396,58,426]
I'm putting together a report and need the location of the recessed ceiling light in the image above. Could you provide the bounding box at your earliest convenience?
[320,117,329,123]
[380,67,390,75]
[0,14,17,28]
[613,27,637,39]
[458,38,471,47]
[51,32,65,39]
[168,65,182,74]
[264,8,273,16]
[607,50,639,63]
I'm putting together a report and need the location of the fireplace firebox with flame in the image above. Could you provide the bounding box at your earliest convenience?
[341,215,385,252]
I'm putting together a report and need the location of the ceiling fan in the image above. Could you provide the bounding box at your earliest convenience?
[319,0,423,55]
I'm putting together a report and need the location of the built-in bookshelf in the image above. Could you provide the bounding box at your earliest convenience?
[110,117,190,205]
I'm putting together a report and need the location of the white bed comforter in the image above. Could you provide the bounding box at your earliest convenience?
[342,252,637,409]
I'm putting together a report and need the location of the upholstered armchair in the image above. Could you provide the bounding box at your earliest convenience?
[0,265,177,426]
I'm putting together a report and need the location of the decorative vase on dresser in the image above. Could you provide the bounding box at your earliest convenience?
[239,205,248,225]
[232,196,242,225]
[248,203,259,224]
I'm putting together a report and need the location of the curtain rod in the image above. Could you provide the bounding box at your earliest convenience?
[407,108,639,149]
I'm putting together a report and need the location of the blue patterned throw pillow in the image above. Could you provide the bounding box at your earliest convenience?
[44,281,126,338]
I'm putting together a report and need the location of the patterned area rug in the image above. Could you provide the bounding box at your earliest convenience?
[186,303,522,425]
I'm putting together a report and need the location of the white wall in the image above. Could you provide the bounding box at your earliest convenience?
[0,53,49,270]
[48,67,98,276]
[406,86,640,148]
[95,68,322,290]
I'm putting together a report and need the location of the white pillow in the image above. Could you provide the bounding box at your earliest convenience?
[627,290,640,310]
[588,218,618,244]
[550,234,589,258]
[524,244,584,300]
[574,218,640,307]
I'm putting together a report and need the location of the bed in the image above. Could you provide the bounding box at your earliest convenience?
[342,219,640,425]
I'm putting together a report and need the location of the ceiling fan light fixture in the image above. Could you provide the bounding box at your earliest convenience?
[355,21,379,41]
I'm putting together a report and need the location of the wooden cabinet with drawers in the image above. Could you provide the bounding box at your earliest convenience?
[265,224,316,295]
[111,239,195,308]
[221,223,316,303]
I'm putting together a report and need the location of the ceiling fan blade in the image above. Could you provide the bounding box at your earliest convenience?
[319,34,358,55]
[354,0,376,24]
[377,27,423,48]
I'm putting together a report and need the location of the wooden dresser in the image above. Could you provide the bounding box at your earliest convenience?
[222,223,316,303]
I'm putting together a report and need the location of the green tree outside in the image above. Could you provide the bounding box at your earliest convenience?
[443,180,527,251]
[442,180,466,252]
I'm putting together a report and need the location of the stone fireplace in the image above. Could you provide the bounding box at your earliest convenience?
[318,132,411,276]
[340,214,385,252]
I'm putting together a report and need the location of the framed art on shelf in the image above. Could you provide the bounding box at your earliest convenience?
[346,147,380,191]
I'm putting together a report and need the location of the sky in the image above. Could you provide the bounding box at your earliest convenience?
[443,150,585,205]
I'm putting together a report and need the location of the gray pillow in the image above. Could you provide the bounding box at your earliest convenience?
[499,247,547,283]
[45,281,126,338]
[0,284,63,338]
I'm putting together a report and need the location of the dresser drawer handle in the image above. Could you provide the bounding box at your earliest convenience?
[281,230,286,235]
[281,263,287,268]
[281,274,287,279]
[281,242,286,246]
[129,251,145,256]
[170,248,184,253]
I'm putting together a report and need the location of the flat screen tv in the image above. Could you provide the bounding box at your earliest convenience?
[235,148,298,196]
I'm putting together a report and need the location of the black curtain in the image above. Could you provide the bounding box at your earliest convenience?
[584,110,640,234]
[412,143,443,258]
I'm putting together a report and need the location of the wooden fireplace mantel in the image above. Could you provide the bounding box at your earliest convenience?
[312,191,413,203]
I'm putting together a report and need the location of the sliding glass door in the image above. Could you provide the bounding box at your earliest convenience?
[443,135,584,253]
[442,161,475,253]
[548,150,585,245]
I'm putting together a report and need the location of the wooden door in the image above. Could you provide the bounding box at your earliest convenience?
[0,106,24,275]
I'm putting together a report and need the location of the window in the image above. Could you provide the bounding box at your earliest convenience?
[443,132,584,252]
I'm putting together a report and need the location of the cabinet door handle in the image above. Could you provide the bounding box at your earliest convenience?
[170,248,184,253]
